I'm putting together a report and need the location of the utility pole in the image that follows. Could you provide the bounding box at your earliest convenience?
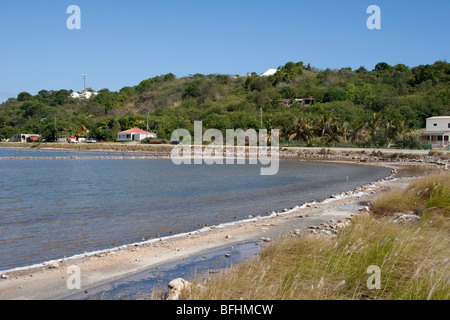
[82,74,87,91]
[260,107,263,128]
[147,112,149,132]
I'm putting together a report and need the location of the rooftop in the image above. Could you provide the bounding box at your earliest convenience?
[423,131,450,135]
[261,69,277,76]
[427,116,450,120]
[119,128,151,134]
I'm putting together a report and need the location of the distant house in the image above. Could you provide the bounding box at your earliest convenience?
[260,69,278,77]
[421,116,450,149]
[294,96,315,106]
[69,91,98,99]
[117,128,157,142]
[80,91,98,99]
[280,96,315,107]
[11,133,40,143]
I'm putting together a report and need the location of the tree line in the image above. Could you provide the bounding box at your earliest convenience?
[0,60,449,149]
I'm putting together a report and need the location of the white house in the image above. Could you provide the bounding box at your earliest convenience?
[294,96,315,106]
[421,116,450,149]
[260,69,278,76]
[69,91,98,99]
[117,128,157,142]
[80,91,98,99]
[11,133,40,143]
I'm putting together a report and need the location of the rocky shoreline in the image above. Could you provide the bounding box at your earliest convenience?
[0,145,448,300]
[0,165,410,299]
[0,154,172,160]
[280,147,450,167]
[0,145,448,168]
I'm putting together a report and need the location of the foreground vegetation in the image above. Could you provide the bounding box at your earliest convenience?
[1,61,449,149]
[176,171,449,300]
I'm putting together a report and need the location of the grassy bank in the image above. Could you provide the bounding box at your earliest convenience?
[372,172,450,222]
[177,172,450,300]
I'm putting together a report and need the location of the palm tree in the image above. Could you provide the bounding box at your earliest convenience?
[385,119,405,148]
[341,122,350,146]
[367,112,384,148]
[386,119,406,148]
[348,121,368,146]
[324,121,341,147]
[294,118,314,145]
[277,117,297,143]
[315,113,334,146]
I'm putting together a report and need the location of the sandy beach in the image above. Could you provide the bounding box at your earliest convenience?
[0,163,426,300]
[0,145,448,300]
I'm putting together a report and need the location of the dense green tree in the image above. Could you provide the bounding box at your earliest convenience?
[1,60,449,149]
[374,62,392,72]
[17,92,32,101]
[322,87,347,103]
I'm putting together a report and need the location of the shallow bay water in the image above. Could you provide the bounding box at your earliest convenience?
[0,148,391,271]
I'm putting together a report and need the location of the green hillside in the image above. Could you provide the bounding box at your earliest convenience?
[1,60,449,148]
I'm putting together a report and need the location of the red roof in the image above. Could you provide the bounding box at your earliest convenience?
[119,128,150,134]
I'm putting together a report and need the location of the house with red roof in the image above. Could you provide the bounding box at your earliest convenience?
[117,128,157,142]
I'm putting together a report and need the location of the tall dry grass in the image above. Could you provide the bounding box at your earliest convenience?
[371,171,450,227]
[181,172,450,300]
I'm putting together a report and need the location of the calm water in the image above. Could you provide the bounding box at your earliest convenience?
[0,148,391,271]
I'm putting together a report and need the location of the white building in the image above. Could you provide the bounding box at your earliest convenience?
[69,91,98,99]
[421,116,450,149]
[117,128,157,142]
[294,96,315,106]
[80,91,98,99]
[11,133,40,143]
[260,69,278,77]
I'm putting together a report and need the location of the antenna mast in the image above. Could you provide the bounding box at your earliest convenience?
[82,74,87,91]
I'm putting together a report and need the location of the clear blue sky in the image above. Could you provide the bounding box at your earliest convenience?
[0,0,449,102]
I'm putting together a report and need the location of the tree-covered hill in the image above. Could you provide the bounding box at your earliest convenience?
[1,60,449,148]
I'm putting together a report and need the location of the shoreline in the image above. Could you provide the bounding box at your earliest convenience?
[0,167,419,300]
[0,145,448,299]
[0,164,393,276]
[0,142,449,165]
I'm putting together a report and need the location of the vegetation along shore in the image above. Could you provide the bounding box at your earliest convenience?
[165,169,450,300]
[0,145,448,300]
[0,142,449,166]
[1,61,449,151]
[0,59,449,300]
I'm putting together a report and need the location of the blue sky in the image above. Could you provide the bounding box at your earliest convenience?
[0,0,449,102]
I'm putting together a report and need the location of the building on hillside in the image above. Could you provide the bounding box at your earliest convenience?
[80,91,98,99]
[279,96,315,107]
[69,91,98,99]
[10,133,41,143]
[260,69,277,76]
[421,116,450,149]
[294,96,315,106]
[117,128,157,142]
